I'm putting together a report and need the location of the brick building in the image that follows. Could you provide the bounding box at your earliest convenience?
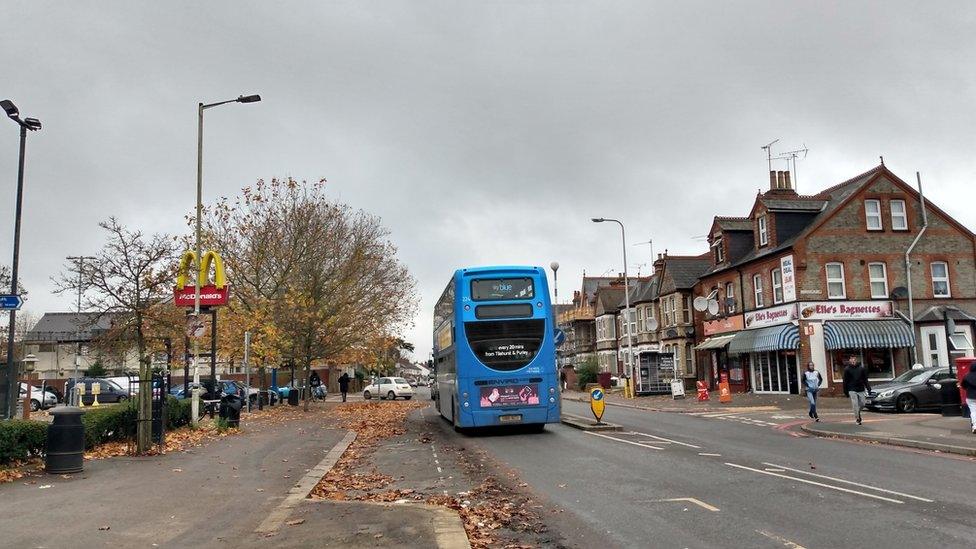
[694,165,976,396]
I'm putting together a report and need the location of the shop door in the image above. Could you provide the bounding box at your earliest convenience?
[752,352,790,394]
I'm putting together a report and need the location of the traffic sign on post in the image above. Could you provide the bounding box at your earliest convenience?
[0,295,24,310]
[590,387,605,424]
[553,328,566,347]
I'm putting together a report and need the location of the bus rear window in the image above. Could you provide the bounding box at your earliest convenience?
[465,319,544,371]
[470,278,534,301]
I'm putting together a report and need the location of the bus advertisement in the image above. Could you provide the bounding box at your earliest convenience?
[432,266,560,431]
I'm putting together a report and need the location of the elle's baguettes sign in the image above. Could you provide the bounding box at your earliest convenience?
[798,301,893,320]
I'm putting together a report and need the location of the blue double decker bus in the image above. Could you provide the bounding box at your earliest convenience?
[433,266,560,431]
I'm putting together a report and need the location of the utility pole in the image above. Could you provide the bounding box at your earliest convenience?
[66,255,96,406]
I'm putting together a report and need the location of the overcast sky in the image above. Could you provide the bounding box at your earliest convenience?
[2,1,975,361]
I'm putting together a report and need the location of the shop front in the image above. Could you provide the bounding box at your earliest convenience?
[729,303,801,394]
[696,315,745,392]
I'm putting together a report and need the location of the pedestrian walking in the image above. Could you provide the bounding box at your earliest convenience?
[803,362,823,421]
[338,372,351,403]
[560,370,567,391]
[842,355,871,425]
[961,368,976,434]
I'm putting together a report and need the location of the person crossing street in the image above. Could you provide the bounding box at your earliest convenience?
[842,355,871,425]
[803,362,823,422]
[961,367,976,434]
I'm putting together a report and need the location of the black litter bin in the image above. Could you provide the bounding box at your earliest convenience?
[287,388,300,406]
[46,406,85,474]
[219,394,243,428]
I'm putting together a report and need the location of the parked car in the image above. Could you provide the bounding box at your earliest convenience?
[103,376,139,395]
[64,377,130,406]
[19,383,58,411]
[866,367,958,413]
[238,382,279,406]
[363,377,414,400]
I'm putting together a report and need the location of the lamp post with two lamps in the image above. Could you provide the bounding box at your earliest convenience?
[0,99,41,419]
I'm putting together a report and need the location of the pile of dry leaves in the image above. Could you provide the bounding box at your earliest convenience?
[309,401,423,499]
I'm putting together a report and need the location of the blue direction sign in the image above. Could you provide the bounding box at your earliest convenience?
[553,328,566,347]
[0,295,24,310]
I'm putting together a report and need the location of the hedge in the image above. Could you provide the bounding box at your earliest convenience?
[1,396,194,463]
[0,419,48,464]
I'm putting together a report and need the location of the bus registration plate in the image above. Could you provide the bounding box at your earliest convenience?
[498,414,523,423]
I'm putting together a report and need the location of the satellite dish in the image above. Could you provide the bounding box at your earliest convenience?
[707,300,720,316]
[646,318,659,331]
[693,296,709,312]
[890,286,909,299]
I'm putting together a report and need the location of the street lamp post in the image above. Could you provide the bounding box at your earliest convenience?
[191,94,261,424]
[592,218,635,394]
[66,255,96,406]
[550,261,559,369]
[1,99,41,420]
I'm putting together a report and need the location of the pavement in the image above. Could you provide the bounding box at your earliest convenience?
[563,388,852,413]
[0,402,469,548]
[803,412,976,456]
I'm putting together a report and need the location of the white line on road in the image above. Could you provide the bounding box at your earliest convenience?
[761,462,934,503]
[725,463,903,504]
[653,497,720,512]
[698,453,722,457]
[586,431,663,450]
[629,431,702,449]
[756,529,807,549]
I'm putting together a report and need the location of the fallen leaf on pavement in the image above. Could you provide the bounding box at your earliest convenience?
[285,519,305,526]
[98,525,110,531]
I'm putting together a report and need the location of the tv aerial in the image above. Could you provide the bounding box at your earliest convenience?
[774,145,810,189]
[761,139,780,173]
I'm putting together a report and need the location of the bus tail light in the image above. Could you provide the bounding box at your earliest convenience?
[463,402,470,408]
[462,392,469,399]
[549,396,556,403]
[548,387,555,394]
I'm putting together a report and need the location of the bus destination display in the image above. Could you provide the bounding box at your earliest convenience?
[471,278,534,301]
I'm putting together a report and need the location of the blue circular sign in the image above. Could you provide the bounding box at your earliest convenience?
[591,389,604,401]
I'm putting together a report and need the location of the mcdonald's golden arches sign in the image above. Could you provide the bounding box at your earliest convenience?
[173,250,230,307]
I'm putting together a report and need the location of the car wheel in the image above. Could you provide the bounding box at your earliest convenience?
[363,391,372,400]
[404,396,412,400]
[896,393,917,413]
[30,399,39,412]
[527,423,545,433]
[452,398,463,433]
[118,395,128,403]
[387,391,397,400]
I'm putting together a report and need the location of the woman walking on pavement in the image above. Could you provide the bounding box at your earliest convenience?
[803,362,823,422]
[961,368,976,434]
[842,355,871,425]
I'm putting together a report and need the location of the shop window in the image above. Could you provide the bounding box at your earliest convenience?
[771,268,783,304]
[826,262,846,299]
[931,262,950,297]
[753,274,764,308]
[830,349,895,381]
[758,216,768,246]
[890,199,907,230]
[868,262,888,299]
[864,199,882,230]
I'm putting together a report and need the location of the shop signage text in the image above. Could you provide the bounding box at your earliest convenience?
[781,255,797,302]
[744,303,797,329]
[703,315,744,336]
[798,301,893,320]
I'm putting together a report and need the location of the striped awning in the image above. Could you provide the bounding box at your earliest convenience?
[823,320,914,350]
[728,324,799,354]
[695,334,736,350]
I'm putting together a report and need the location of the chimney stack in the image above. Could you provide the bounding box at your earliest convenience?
[783,170,792,189]
[769,171,777,190]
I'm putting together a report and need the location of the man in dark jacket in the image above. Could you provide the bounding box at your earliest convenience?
[961,368,976,434]
[842,355,871,425]
[338,372,351,403]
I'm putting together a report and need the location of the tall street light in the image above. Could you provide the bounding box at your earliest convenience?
[550,261,559,369]
[66,255,96,406]
[191,94,261,424]
[592,218,635,389]
[0,99,41,419]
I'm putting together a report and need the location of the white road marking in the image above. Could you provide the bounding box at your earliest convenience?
[761,462,934,503]
[653,497,720,512]
[725,463,903,504]
[756,529,807,548]
[586,431,664,450]
[437,466,443,473]
[698,453,722,457]
[629,431,702,449]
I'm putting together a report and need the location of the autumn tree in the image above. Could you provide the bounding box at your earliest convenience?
[203,178,418,409]
[55,217,178,454]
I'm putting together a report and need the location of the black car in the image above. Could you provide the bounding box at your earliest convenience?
[866,367,958,413]
[64,377,130,406]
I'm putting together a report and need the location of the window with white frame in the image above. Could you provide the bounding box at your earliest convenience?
[753,274,764,308]
[932,262,950,297]
[865,199,882,230]
[725,282,735,313]
[772,268,783,304]
[826,262,846,299]
[685,343,694,376]
[758,216,768,246]
[890,199,907,230]
[683,295,692,323]
[629,309,637,335]
[636,307,644,333]
[868,262,888,298]
[662,298,672,327]
[712,238,725,263]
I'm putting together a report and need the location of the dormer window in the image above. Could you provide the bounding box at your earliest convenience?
[758,215,768,246]
[712,237,725,263]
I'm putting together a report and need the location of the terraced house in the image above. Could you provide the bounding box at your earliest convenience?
[694,165,976,397]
